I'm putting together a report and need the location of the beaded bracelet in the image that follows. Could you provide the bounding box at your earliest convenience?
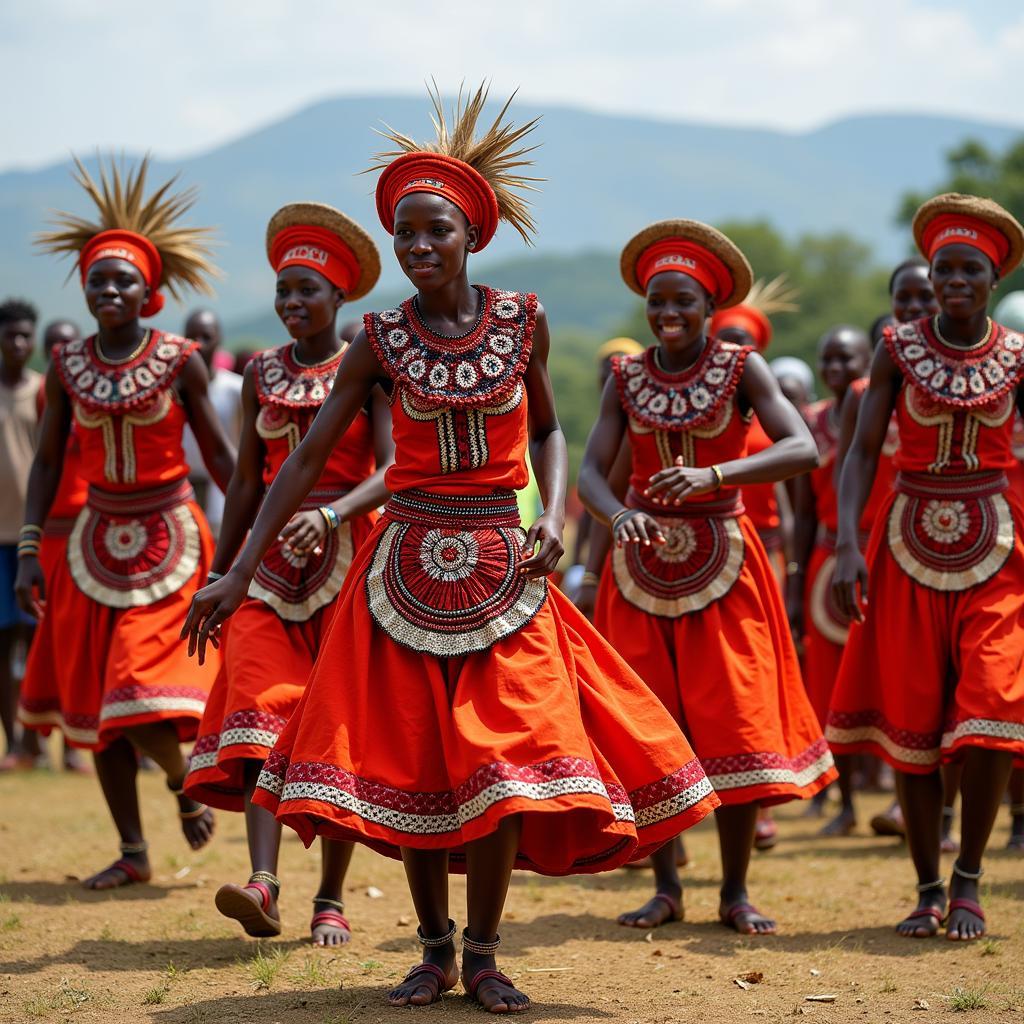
[318,505,340,531]
[16,541,41,559]
[19,524,43,539]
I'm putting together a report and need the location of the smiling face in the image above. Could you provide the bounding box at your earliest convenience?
[644,270,714,350]
[274,265,342,338]
[891,265,939,323]
[392,192,479,293]
[84,257,148,328]
[818,327,871,398]
[929,243,997,320]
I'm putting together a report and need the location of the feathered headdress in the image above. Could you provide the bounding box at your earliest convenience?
[36,155,218,316]
[709,274,799,350]
[369,82,542,248]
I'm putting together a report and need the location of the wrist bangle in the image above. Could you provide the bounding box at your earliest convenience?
[710,464,724,489]
[581,571,601,588]
[785,561,802,576]
[318,505,340,531]
[207,571,225,583]
[19,524,43,539]
[610,508,632,531]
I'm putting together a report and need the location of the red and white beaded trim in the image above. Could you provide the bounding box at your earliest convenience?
[251,343,344,409]
[700,740,835,793]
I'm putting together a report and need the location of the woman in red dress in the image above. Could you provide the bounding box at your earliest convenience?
[15,157,235,888]
[183,86,718,1013]
[184,204,393,944]
[579,220,833,935]
[830,193,1024,940]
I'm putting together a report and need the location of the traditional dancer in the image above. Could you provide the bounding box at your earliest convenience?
[579,219,834,935]
[829,193,1024,940]
[183,86,718,1013]
[15,156,235,888]
[184,202,393,945]
[786,326,871,835]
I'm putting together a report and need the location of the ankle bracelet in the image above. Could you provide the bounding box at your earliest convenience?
[915,877,944,893]
[462,929,501,956]
[119,841,149,856]
[417,919,456,948]
[248,871,281,896]
[952,860,984,881]
[312,896,345,912]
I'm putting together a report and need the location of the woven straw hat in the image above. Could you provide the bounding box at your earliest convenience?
[912,193,1024,278]
[266,202,381,302]
[620,219,752,308]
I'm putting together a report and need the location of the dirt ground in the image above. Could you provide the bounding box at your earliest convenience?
[1,760,1022,1024]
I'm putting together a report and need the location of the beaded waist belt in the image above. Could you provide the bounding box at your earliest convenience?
[86,478,195,516]
[297,487,349,511]
[893,470,1008,500]
[42,515,79,539]
[819,527,870,552]
[383,488,523,529]
[626,487,743,519]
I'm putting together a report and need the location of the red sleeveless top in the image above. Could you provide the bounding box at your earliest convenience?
[741,416,780,533]
[805,398,839,534]
[53,330,197,493]
[364,286,534,495]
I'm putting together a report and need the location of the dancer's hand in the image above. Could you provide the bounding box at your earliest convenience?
[518,513,564,579]
[180,570,249,664]
[279,509,328,557]
[831,544,868,624]
[14,555,45,619]
[645,458,718,505]
[613,509,665,548]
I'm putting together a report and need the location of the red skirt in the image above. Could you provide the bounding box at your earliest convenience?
[594,504,835,807]
[252,489,719,875]
[18,482,218,750]
[185,512,375,811]
[827,472,1024,772]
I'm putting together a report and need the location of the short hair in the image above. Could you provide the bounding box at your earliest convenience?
[0,298,39,326]
[888,258,929,295]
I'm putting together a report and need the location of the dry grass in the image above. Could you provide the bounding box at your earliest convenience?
[1,761,1021,1023]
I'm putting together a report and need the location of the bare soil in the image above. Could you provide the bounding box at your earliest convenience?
[1,763,1022,1024]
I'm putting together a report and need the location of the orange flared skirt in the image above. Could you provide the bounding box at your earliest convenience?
[826,482,1024,772]
[19,497,218,750]
[185,515,376,810]
[594,513,835,806]
[252,505,719,875]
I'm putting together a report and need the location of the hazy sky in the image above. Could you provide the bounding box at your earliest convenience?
[2,0,1022,173]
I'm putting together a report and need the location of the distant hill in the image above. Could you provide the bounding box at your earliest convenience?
[1,96,1018,333]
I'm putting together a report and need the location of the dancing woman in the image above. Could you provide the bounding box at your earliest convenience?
[829,193,1024,941]
[579,220,833,935]
[184,204,393,944]
[16,157,235,887]
[183,86,718,1013]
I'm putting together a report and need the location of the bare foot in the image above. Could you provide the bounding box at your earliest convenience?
[463,955,530,1014]
[946,872,985,942]
[720,898,776,935]
[310,901,350,946]
[617,890,682,928]
[389,948,457,1007]
[754,815,778,851]
[82,851,151,890]
[176,797,215,850]
[215,882,281,937]
[870,801,905,837]
[820,808,856,837]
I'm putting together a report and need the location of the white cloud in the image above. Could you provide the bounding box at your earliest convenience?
[1,0,1021,171]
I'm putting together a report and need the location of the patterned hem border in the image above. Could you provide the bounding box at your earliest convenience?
[826,713,940,766]
[99,686,208,727]
[18,705,98,746]
[942,717,1024,750]
[256,754,713,838]
[702,741,835,793]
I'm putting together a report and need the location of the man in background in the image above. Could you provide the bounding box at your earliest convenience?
[182,310,243,537]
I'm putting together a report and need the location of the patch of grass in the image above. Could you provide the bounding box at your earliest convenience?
[294,956,331,987]
[879,977,897,994]
[1,911,21,931]
[179,1007,211,1024]
[24,977,92,1016]
[243,946,291,990]
[98,923,115,941]
[946,986,988,1012]
[978,938,1001,956]
[143,986,168,1005]
[166,960,188,980]
[358,958,383,972]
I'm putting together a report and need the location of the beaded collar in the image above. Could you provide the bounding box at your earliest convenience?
[364,286,536,409]
[885,317,1024,408]
[252,342,345,409]
[805,398,838,464]
[55,331,197,413]
[612,338,751,431]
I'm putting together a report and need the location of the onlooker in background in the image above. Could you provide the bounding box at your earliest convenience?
[182,310,243,537]
[0,299,42,770]
[769,355,815,410]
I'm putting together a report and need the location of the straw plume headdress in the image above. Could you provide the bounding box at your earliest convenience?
[369,82,542,249]
[36,154,218,317]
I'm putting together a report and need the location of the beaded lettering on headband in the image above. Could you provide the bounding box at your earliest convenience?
[94,246,138,263]
[936,226,978,244]
[281,245,329,267]
[653,255,697,272]
[404,178,447,191]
